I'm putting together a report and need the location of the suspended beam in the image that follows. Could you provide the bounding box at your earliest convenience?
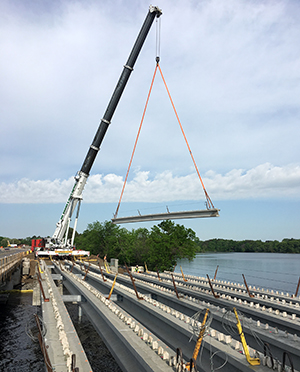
[112,208,220,224]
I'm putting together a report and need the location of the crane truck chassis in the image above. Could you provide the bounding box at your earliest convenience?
[35,6,162,259]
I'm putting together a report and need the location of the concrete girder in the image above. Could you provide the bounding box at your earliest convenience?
[112,208,220,224]
[78,261,300,370]
[57,263,273,372]
[39,261,92,372]
[54,263,175,372]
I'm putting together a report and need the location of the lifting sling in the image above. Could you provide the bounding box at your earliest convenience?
[113,61,216,221]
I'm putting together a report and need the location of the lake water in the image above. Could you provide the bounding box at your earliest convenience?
[0,292,121,372]
[175,252,300,295]
[0,292,44,372]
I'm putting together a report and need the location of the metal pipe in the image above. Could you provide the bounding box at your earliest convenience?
[83,263,91,281]
[125,263,144,300]
[34,314,53,372]
[295,277,300,297]
[213,265,219,281]
[171,273,182,299]
[206,274,219,298]
[242,274,254,298]
[98,261,107,282]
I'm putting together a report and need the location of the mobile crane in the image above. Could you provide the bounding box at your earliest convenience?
[34,6,162,258]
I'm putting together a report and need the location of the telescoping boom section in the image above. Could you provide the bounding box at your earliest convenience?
[38,6,162,256]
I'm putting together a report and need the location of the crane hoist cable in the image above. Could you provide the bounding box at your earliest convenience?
[156,16,161,62]
[114,19,162,220]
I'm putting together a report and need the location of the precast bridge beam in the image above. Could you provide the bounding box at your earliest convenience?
[52,263,176,372]
[112,272,300,369]
[112,208,220,224]
[76,261,300,370]
[37,261,92,372]
[55,262,277,372]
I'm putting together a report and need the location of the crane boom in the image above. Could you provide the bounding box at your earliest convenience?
[50,6,162,249]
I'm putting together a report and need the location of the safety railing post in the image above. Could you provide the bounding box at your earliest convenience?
[171,274,182,299]
[206,274,220,298]
[83,263,91,281]
[156,269,161,281]
[98,261,107,281]
[125,264,144,300]
[294,277,300,297]
[180,265,188,282]
[242,274,254,298]
[213,265,219,281]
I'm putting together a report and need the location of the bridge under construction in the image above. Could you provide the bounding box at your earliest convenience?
[2,3,298,371]
[24,256,300,372]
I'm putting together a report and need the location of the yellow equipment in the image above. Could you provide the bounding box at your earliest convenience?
[180,265,188,282]
[104,261,111,273]
[107,273,118,300]
[233,307,260,366]
[185,308,210,371]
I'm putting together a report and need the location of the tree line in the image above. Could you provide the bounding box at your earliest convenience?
[3,223,299,269]
[74,220,198,271]
[0,235,33,247]
[196,238,300,254]
[73,222,300,267]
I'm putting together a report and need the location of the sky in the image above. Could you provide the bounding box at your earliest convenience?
[1,0,300,241]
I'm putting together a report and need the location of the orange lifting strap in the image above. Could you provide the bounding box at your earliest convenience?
[114,62,214,219]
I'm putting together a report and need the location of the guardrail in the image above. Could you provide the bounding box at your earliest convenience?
[0,251,28,283]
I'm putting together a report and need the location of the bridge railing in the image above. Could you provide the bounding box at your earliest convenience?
[0,251,27,283]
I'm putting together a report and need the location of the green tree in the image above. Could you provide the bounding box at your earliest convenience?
[147,220,197,271]
[75,220,129,260]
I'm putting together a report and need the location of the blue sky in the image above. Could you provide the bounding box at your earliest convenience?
[1,0,300,241]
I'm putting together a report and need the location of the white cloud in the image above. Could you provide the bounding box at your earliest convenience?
[1,0,300,184]
[1,163,299,204]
